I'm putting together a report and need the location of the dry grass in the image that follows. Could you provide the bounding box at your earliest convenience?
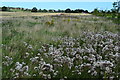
[0,11,91,18]
[1,14,118,43]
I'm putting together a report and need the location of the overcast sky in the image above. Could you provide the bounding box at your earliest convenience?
[1,0,117,2]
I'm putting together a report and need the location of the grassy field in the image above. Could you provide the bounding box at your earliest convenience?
[0,12,90,18]
[1,12,120,79]
[0,26,2,80]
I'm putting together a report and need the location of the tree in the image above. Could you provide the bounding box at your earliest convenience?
[112,1,120,13]
[21,8,24,11]
[2,6,8,11]
[58,9,61,12]
[84,10,89,13]
[57,9,64,12]
[92,8,99,14]
[113,2,118,13]
[65,8,71,13]
[43,9,48,12]
[118,1,120,13]
[49,9,54,13]
[38,9,42,12]
[31,7,37,12]
[24,8,31,11]
[74,9,81,13]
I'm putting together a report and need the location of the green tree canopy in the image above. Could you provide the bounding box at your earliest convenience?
[65,8,71,13]
[31,7,38,12]
[2,6,8,11]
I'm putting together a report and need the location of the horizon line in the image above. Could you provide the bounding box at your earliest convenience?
[1,1,114,3]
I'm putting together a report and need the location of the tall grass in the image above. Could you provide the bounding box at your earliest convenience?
[1,14,120,79]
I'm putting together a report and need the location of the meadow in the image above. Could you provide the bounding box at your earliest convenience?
[0,12,90,18]
[1,12,120,79]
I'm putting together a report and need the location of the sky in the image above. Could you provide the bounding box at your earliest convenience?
[1,0,117,2]
[1,2,113,12]
[1,0,118,12]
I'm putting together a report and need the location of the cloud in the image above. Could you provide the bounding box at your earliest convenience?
[1,0,116,2]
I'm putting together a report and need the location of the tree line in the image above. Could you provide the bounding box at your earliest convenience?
[1,1,119,14]
[0,6,89,13]
[92,1,120,14]
[92,1,120,24]
[92,1,120,15]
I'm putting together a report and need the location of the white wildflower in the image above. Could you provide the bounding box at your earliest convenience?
[15,62,23,70]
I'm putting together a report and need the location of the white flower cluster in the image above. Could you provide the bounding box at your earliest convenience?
[3,31,120,79]
[3,56,13,66]
[15,62,29,72]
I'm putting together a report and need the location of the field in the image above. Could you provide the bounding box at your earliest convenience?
[0,12,90,18]
[1,12,120,79]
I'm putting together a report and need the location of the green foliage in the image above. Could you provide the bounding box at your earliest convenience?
[112,1,120,13]
[31,7,38,12]
[2,6,9,11]
[92,1,120,24]
[65,8,71,13]
[92,8,99,14]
